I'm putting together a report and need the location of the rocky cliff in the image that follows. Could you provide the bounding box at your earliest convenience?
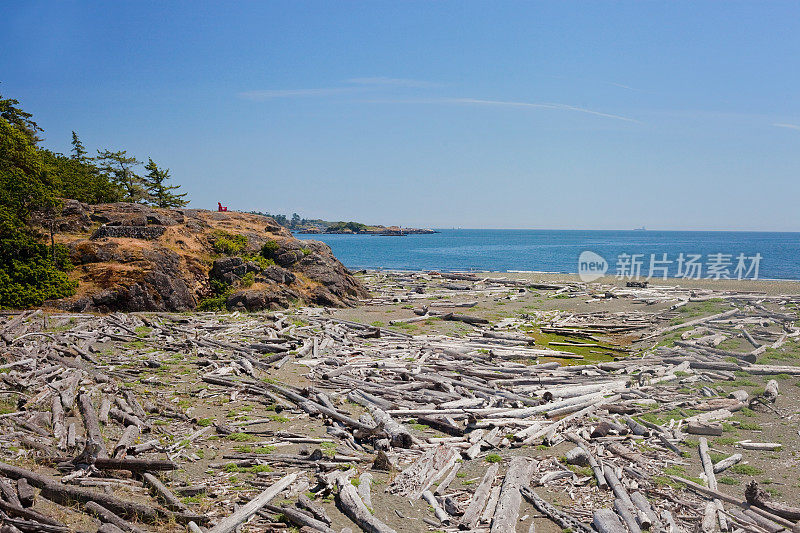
[47,201,368,312]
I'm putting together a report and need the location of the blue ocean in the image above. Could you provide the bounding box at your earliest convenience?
[296,229,800,280]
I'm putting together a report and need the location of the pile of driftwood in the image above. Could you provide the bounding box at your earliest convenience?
[1,272,799,532]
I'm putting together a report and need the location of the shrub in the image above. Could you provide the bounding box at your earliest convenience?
[242,253,275,269]
[240,271,255,288]
[197,278,231,311]
[261,240,280,259]
[0,214,77,308]
[212,231,247,255]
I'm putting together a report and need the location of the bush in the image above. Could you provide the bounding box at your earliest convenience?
[261,240,280,258]
[242,253,275,269]
[240,271,255,288]
[197,278,231,311]
[197,295,226,311]
[0,212,77,308]
[212,231,247,255]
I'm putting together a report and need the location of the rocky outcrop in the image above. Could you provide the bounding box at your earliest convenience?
[48,202,368,313]
[92,225,166,240]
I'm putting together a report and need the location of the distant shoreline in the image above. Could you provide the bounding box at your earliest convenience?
[295,227,438,236]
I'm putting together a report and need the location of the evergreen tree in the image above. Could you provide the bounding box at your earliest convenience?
[0,94,43,143]
[70,131,88,161]
[96,149,147,202]
[143,158,188,208]
[40,149,122,204]
[0,104,76,308]
[291,213,301,228]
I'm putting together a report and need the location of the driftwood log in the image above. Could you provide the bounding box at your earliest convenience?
[745,481,800,521]
[207,472,297,533]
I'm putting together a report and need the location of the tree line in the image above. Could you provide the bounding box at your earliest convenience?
[0,90,189,308]
[248,211,326,229]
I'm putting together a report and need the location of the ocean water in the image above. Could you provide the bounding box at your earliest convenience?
[296,229,800,280]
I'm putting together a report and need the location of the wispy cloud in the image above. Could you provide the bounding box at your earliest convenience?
[238,84,637,123]
[367,97,639,123]
[607,81,638,91]
[238,87,362,100]
[773,123,800,131]
[346,77,440,88]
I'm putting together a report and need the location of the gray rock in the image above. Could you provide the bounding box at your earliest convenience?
[91,225,166,240]
[146,213,178,226]
[262,265,296,285]
[210,257,247,285]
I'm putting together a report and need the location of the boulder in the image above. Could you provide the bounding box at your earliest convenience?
[210,257,247,285]
[262,265,295,285]
[146,213,178,226]
[226,287,300,311]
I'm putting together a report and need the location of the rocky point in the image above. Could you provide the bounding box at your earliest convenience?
[46,201,368,312]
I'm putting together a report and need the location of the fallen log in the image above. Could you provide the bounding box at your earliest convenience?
[713,453,742,474]
[669,475,796,529]
[490,457,532,533]
[738,441,781,451]
[603,465,640,533]
[699,437,727,531]
[208,472,298,533]
[0,461,184,524]
[142,473,189,513]
[520,486,593,533]
[745,481,800,521]
[297,493,331,525]
[422,489,450,525]
[460,463,498,530]
[593,508,627,533]
[263,503,336,533]
[55,457,176,472]
[77,393,108,459]
[0,498,66,529]
[687,422,723,436]
[85,501,145,533]
[336,476,397,533]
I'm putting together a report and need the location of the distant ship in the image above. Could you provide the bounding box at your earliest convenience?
[634,226,646,231]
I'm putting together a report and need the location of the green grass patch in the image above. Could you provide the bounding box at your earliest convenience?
[738,422,763,431]
[729,464,763,476]
[226,432,254,442]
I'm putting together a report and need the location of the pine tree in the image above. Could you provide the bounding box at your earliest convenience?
[96,149,147,203]
[70,131,88,161]
[144,158,188,208]
[0,94,43,143]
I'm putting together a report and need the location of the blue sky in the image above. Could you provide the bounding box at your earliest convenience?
[2,1,799,230]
